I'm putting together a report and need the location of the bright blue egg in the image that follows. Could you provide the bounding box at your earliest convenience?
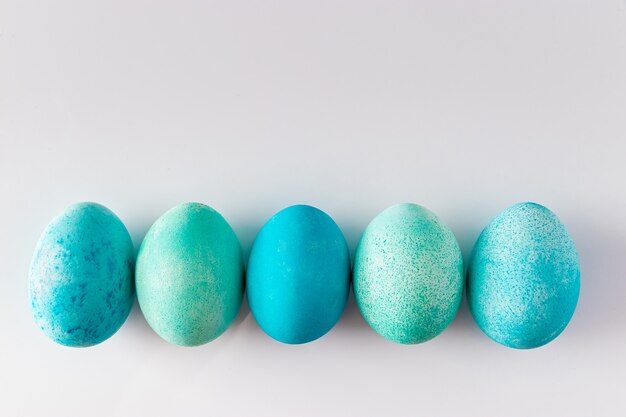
[29,203,135,347]
[467,202,580,349]
[247,205,350,344]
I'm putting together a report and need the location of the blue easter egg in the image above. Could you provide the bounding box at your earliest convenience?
[247,205,350,344]
[29,203,135,347]
[467,202,580,349]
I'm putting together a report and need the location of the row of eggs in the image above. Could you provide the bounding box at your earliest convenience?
[29,202,580,349]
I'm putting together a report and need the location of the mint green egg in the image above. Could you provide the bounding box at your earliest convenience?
[136,203,244,346]
[354,204,464,344]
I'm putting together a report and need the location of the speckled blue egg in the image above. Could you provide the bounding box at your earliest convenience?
[467,202,580,349]
[354,204,464,344]
[247,205,350,344]
[29,203,135,347]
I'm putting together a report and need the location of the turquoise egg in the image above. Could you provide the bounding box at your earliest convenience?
[354,203,463,344]
[467,202,580,349]
[247,205,350,344]
[136,203,244,346]
[29,203,135,347]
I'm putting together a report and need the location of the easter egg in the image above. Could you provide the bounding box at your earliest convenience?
[136,203,244,346]
[466,202,580,349]
[247,205,350,344]
[29,202,135,347]
[354,203,463,344]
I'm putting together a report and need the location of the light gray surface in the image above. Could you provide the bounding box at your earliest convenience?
[1,1,625,416]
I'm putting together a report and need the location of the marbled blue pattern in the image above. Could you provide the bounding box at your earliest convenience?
[247,205,350,344]
[467,202,580,349]
[29,203,135,347]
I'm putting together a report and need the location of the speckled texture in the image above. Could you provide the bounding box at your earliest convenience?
[29,203,135,347]
[354,203,463,344]
[467,202,580,349]
[136,203,244,346]
[247,205,350,344]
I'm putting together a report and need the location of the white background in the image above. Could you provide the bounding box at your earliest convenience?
[1,1,625,416]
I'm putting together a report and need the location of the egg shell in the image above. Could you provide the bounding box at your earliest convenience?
[29,202,135,347]
[354,203,463,344]
[247,205,350,344]
[467,202,580,349]
[136,203,244,346]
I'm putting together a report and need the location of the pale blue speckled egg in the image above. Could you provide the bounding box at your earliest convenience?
[467,202,580,349]
[29,203,135,347]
